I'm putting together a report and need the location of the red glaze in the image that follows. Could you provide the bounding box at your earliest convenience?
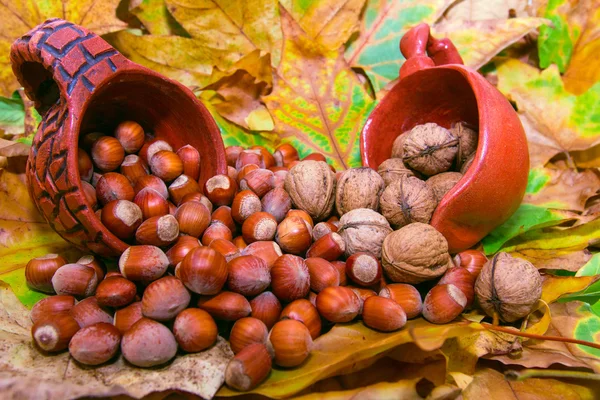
[11,19,226,256]
[360,23,528,252]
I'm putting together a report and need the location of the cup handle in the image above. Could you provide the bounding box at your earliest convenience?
[10,18,127,116]
[399,23,464,80]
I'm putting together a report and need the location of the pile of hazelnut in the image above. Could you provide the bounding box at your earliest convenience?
[24,121,542,392]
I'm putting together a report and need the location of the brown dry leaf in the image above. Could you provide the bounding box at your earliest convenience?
[280,0,367,51]
[0,138,29,159]
[0,0,127,97]
[511,248,593,272]
[441,0,532,21]
[523,167,600,212]
[486,302,600,373]
[165,0,283,66]
[0,282,233,400]
[462,365,600,400]
[571,143,600,169]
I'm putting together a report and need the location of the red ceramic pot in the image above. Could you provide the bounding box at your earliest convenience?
[361,24,528,253]
[10,19,227,257]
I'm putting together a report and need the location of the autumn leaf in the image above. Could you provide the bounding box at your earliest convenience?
[345,0,453,94]
[431,18,547,70]
[541,275,600,304]
[217,319,481,398]
[0,0,127,97]
[262,7,375,169]
[441,0,532,21]
[496,58,600,168]
[523,167,600,211]
[129,0,187,36]
[510,248,592,271]
[487,302,600,374]
[164,0,282,66]
[0,94,25,136]
[563,7,600,95]
[280,0,367,51]
[0,282,233,400]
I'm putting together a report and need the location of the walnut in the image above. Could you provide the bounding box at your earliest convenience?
[450,122,478,169]
[475,252,542,322]
[391,132,408,158]
[426,172,462,204]
[381,222,452,283]
[284,160,336,221]
[335,167,385,216]
[377,158,415,187]
[379,176,436,228]
[460,153,475,174]
[402,123,458,176]
[337,208,392,258]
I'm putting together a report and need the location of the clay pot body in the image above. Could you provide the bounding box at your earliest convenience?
[10,19,226,256]
[360,24,528,253]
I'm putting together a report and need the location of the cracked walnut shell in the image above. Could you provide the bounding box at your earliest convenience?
[381,222,452,284]
[284,160,336,222]
[335,167,385,216]
[338,208,392,258]
[402,123,458,176]
[475,252,542,322]
[380,176,436,228]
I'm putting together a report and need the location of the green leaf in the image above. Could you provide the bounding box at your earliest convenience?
[0,94,25,135]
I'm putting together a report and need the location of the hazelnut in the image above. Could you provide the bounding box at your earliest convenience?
[316,286,360,323]
[179,247,228,294]
[261,187,292,223]
[82,181,98,210]
[453,250,488,278]
[95,172,135,206]
[273,169,288,189]
[30,295,76,324]
[113,301,143,334]
[268,319,312,367]
[119,245,169,282]
[348,286,377,313]
[69,322,121,365]
[25,253,67,293]
[120,154,149,184]
[91,136,125,172]
[205,174,238,206]
[225,343,272,391]
[70,297,113,328]
[121,318,177,367]
[302,152,327,162]
[236,149,265,169]
[239,168,275,198]
[251,145,276,169]
[331,261,347,286]
[335,167,385,215]
[51,263,98,298]
[337,208,391,258]
[212,206,237,235]
[237,164,259,184]
[381,223,452,284]
[76,255,105,282]
[114,121,145,154]
[270,255,310,302]
[450,122,478,169]
[198,291,252,321]
[461,153,475,174]
[280,299,321,340]
[81,132,103,151]
[202,221,233,245]
[241,241,282,268]
[78,148,93,182]
[362,296,407,332]
[250,291,282,330]
[275,216,313,255]
[305,232,345,261]
[180,192,213,212]
[176,145,201,181]
[149,150,184,182]
[422,284,467,324]
[227,255,271,296]
[133,187,170,220]
[231,190,262,224]
[286,209,314,228]
[285,161,336,221]
[32,312,80,352]
[142,276,191,321]
[439,267,476,308]
[135,214,179,246]
[426,172,462,204]
[475,252,542,322]
[175,201,211,238]
[273,143,299,167]
[312,221,337,242]
[305,257,340,293]
[139,139,173,164]
[209,238,241,262]
[242,212,278,243]
[380,177,436,228]
[173,308,217,352]
[165,235,201,266]
[345,253,382,287]
[133,175,169,199]
[101,200,143,240]
[379,284,422,319]
[402,123,458,176]
[95,276,137,308]
[168,174,201,205]
[229,317,269,354]
[226,146,243,167]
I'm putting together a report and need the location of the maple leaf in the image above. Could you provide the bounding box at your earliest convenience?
[0,0,126,97]
[262,6,375,170]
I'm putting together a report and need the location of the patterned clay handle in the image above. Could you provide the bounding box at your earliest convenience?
[399,23,464,80]
[10,19,130,256]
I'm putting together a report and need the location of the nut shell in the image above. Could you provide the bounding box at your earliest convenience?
[179,247,228,295]
[305,257,340,293]
[121,318,178,367]
[32,312,80,352]
[173,308,217,352]
[119,245,169,282]
[381,223,452,284]
[362,296,407,332]
[268,319,312,367]
[402,123,458,176]
[337,209,391,258]
[276,216,313,255]
[284,161,336,221]
[377,158,414,187]
[379,284,422,319]
[175,201,211,238]
[30,295,76,324]
[142,276,191,321]
[335,167,385,215]
[69,322,121,365]
[25,254,67,293]
[91,136,125,172]
[422,284,466,324]
[115,121,145,154]
[345,253,382,287]
[280,299,321,340]
[101,200,143,240]
[229,317,269,354]
[70,297,113,328]
[241,241,282,268]
[250,291,282,330]
[316,286,361,323]
[380,177,436,228]
[149,150,183,182]
[228,255,271,296]
[270,255,310,302]
[51,263,98,298]
[113,301,143,334]
[225,343,272,391]
[95,276,137,308]
[426,172,462,204]
[198,291,252,321]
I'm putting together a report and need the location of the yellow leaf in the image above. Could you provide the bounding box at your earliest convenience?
[563,7,600,95]
[524,300,551,336]
[0,0,126,96]
[245,108,274,131]
[541,275,600,304]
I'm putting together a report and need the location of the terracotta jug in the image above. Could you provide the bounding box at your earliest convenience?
[10,19,227,257]
[361,23,529,253]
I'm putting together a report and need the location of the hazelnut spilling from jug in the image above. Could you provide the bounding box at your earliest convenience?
[14,20,546,394]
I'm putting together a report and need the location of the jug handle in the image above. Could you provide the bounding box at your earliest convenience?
[10,18,127,116]
[399,23,464,80]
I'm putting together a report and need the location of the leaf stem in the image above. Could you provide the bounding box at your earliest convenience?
[505,369,600,381]
[481,323,600,350]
